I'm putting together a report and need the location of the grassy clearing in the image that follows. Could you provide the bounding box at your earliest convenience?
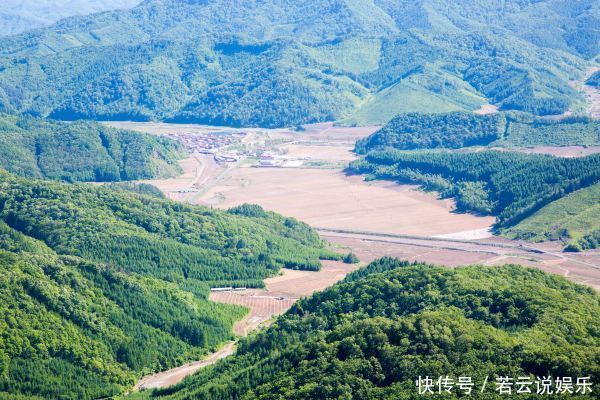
[502,183,600,249]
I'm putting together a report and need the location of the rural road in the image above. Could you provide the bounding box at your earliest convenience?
[317,228,600,270]
[134,341,236,391]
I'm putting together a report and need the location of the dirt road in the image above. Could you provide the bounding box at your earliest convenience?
[319,230,600,290]
[134,342,236,391]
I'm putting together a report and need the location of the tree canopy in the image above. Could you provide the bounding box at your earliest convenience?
[149,258,600,400]
[0,113,185,182]
[348,150,600,229]
[0,170,339,399]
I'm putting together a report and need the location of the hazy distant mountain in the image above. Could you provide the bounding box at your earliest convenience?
[0,0,597,127]
[0,0,142,36]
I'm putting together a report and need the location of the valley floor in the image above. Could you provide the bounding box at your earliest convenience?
[116,120,600,290]
[110,121,600,392]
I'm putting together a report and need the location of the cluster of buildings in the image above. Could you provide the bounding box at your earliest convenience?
[258,152,283,167]
[162,131,245,154]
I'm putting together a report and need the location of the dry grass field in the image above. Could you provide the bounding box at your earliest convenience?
[280,144,357,161]
[196,168,495,238]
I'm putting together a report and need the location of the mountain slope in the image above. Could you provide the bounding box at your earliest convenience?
[355,112,600,152]
[146,259,600,400]
[0,225,244,399]
[0,113,185,182]
[0,0,594,127]
[503,183,600,251]
[0,0,141,37]
[0,170,338,399]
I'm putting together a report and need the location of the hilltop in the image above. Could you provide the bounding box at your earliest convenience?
[355,112,600,153]
[0,113,185,182]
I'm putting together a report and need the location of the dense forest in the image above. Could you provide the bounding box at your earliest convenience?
[143,258,599,400]
[0,0,593,126]
[0,113,185,182]
[103,182,166,198]
[348,150,600,229]
[0,170,340,399]
[356,112,599,153]
[0,225,245,399]
[354,112,506,152]
[501,115,600,147]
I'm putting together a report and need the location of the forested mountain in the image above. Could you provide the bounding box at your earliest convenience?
[348,150,600,229]
[0,170,339,399]
[0,0,141,36]
[0,224,244,399]
[0,113,184,182]
[144,258,599,400]
[355,112,600,152]
[0,0,596,127]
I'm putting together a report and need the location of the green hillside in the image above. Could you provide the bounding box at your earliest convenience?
[348,150,600,228]
[0,170,339,399]
[0,0,594,127]
[498,115,600,147]
[0,226,244,399]
[355,112,506,152]
[145,259,600,400]
[503,184,600,251]
[342,80,481,126]
[0,113,185,182]
[586,70,600,87]
[356,112,600,153]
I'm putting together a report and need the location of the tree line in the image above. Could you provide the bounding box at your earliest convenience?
[348,150,600,228]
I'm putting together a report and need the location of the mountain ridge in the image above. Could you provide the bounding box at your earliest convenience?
[0,0,595,127]
[0,0,142,37]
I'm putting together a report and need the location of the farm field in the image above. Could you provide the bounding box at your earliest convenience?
[319,231,600,291]
[280,144,357,162]
[122,121,599,393]
[135,261,361,390]
[130,121,599,291]
[210,261,359,336]
[197,168,496,237]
